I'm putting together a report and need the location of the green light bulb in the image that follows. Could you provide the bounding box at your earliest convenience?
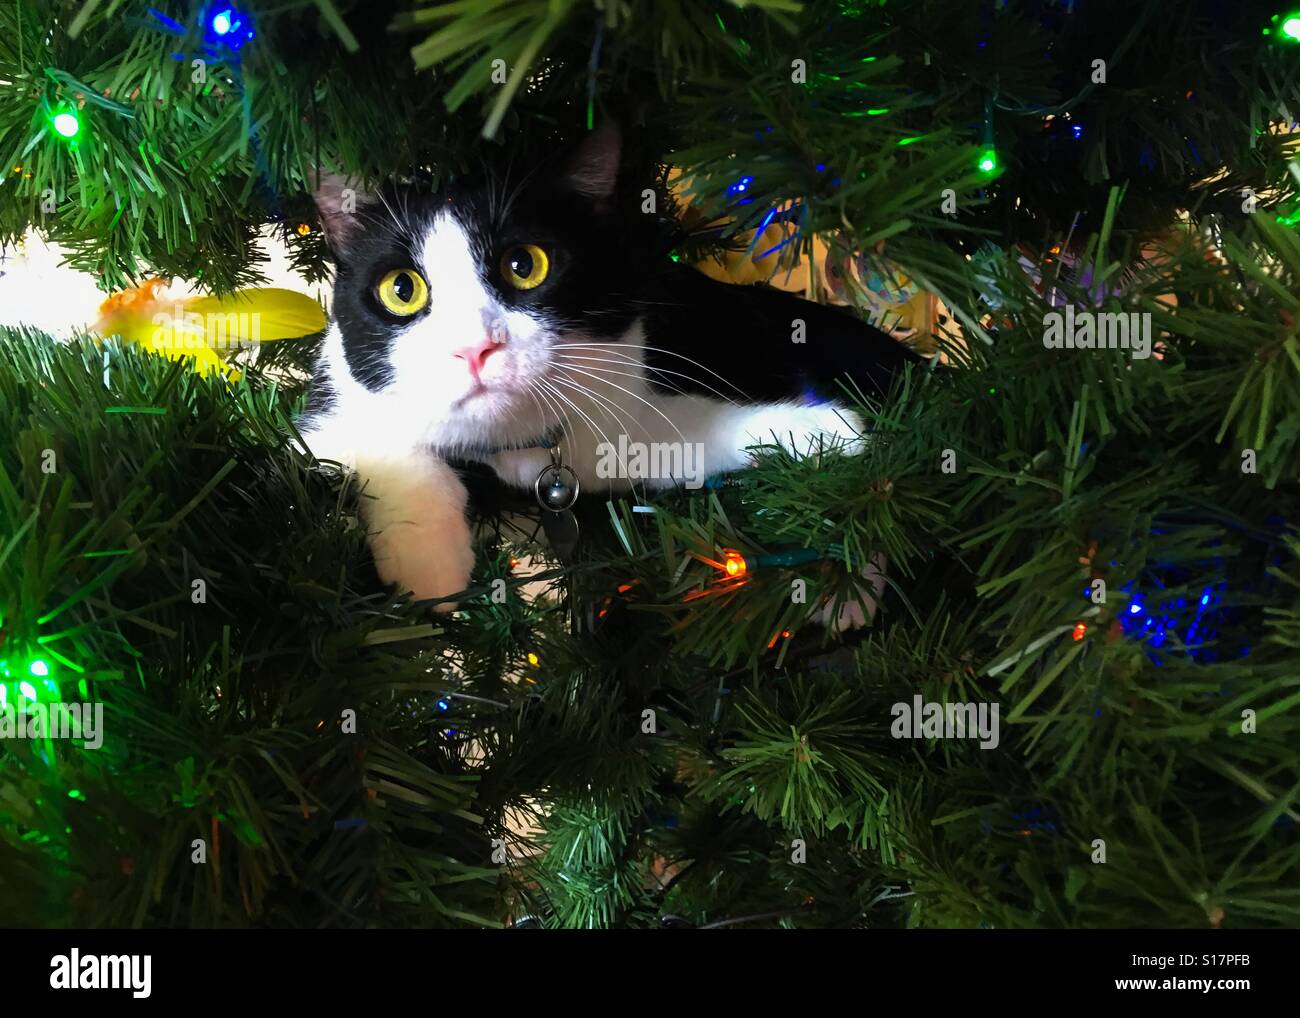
[19,681,37,700]
[1284,15,1300,39]
[978,149,998,174]
[29,659,49,677]
[52,111,80,139]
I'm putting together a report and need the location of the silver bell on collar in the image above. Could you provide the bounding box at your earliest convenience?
[534,446,579,512]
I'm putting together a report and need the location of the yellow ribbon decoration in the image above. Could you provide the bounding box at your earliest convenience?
[94,279,327,379]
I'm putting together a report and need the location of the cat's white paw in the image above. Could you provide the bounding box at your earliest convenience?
[813,551,888,633]
[357,455,476,609]
[734,403,867,465]
[369,522,475,609]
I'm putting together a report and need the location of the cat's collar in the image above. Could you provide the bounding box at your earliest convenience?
[471,428,565,457]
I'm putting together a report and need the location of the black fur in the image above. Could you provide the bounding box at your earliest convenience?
[641,264,919,402]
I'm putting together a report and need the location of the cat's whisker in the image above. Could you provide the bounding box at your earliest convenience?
[521,381,556,442]
[374,188,414,246]
[537,377,637,488]
[532,376,578,437]
[537,377,608,457]
[527,378,577,452]
[550,368,678,504]
[556,342,751,399]
[554,355,703,407]
[550,369,649,440]
[554,352,740,406]
[550,372,641,446]
[497,156,548,226]
[551,363,679,450]
[522,374,564,436]
[556,354,695,400]
[554,364,690,447]
[399,186,417,231]
[547,376,649,502]
[540,378,648,499]
[522,379,548,429]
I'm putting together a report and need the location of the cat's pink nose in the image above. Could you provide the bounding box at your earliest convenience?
[454,339,502,381]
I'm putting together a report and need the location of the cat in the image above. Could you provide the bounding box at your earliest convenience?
[299,125,918,609]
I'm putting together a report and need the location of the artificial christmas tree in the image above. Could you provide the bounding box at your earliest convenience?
[1,0,1298,936]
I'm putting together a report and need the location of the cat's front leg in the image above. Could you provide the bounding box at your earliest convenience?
[724,402,868,462]
[645,396,866,481]
[356,453,476,607]
[299,418,475,607]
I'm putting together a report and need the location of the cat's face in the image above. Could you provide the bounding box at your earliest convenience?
[316,128,657,451]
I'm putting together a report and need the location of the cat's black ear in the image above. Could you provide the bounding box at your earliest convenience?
[313,172,368,256]
[564,123,621,205]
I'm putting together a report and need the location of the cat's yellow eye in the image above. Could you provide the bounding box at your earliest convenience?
[500,244,550,290]
[375,268,429,316]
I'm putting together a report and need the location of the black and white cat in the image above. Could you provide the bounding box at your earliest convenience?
[299,126,916,606]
